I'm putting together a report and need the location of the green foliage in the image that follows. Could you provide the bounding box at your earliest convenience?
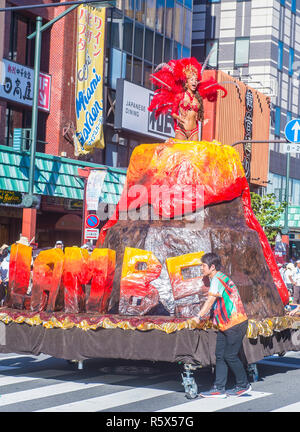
[250,192,287,245]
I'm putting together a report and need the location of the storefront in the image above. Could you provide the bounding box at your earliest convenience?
[0,145,126,248]
[0,190,23,245]
[275,205,300,260]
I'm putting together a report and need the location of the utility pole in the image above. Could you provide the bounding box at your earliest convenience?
[282,152,290,236]
[22,16,42,208]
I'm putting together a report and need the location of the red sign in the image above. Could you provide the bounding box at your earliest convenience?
[38,72,51,112]
[86,214,100,228]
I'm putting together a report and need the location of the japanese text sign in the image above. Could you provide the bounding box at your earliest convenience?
[0,59,51,112]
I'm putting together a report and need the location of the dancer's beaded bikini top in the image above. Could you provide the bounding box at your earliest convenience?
[179,91,199,113]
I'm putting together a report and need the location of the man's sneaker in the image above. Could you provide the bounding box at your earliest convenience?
[226,383,252,397]
[199,386,227,398]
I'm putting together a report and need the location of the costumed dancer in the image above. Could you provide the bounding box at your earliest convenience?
[148,57,228,141]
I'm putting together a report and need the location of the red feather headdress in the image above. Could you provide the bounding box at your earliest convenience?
[148,57,227,119]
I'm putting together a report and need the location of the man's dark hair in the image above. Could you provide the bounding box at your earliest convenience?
[201,252,222,270]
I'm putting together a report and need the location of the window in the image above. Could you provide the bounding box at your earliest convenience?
[144,29,154,62]
[293,179,300,205]
[109,48,126,89]
[123,19,133,53]
[234,38,250,67]
[154,34,163,65]
[125,55,132,81]
[146,0,156,29]
[110,21,122,50]
[277,41,283,70]
[289,47,294,76]
[156,0,165,34]
[133,57,142,85]
[144,62,152,89]
[135,0,146,24]
[183,8,192,48]
[275,106,281,136]
[9,13,36,67]
[174,3,184,44]
[166,0,174,38]
[134,23,144,58]
[173,42,182,60]
[184,0,193,8]
[164,38,172,63]
[206,40,219,68]
[182,46,190,58]
[124,0,134,18]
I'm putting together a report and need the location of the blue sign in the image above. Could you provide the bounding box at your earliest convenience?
[284,119,300,143]
[86,214,99,228]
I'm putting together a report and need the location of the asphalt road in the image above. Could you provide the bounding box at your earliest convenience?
[0,351,299,413]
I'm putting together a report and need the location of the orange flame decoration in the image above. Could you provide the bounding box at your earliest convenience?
[119,247,162,315]
[86,248,115,314]
[6,243,32,309]
[5,241,290,316]
[166,251,205,300]
[62,247,90,314]
[31,248,64,313]
[6,246,116,314]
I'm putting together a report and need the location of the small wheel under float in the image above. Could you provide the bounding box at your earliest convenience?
[181,363,199,399]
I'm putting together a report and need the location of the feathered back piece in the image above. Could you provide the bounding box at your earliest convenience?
[148,57,227,119]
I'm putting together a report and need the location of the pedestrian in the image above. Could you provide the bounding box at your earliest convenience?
[81,243,93,254]
[293,260,300,304]
[54,240,64,250]
[0,245,10,304]
[16,235,31,246]
[193,252,251,398]
[0,244,9,262]
[285,263,296,299]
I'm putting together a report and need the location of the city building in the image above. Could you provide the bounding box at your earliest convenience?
[0,0,126,247]
[192,0,300,256]
[0,0,194,246]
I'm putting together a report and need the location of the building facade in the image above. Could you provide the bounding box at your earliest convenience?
[0,0,193,246]
[0,1,127,247]
[192,0,300,254]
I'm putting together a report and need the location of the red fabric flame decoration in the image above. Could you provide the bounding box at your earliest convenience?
[98,142,289,306]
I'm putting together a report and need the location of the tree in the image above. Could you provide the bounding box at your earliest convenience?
[250,192,287,245]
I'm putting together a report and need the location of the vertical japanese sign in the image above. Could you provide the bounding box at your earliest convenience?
[75,5,105,155]
[86,170,107,210]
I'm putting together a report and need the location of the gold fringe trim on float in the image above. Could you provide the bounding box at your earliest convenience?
[0,309,212,334]
[0,309,299,336]
[247,316,300,339]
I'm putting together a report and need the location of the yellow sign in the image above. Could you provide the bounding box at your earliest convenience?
[75,5,105,155]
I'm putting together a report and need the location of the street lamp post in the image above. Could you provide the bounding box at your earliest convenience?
[22,16,42,208]
[282,152,290,236]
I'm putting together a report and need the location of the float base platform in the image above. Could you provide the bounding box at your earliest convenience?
[0,308,299,366]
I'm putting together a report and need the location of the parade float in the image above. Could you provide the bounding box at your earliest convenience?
[0,58,299,399]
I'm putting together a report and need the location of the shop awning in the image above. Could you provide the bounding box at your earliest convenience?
[0,145,126,205]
